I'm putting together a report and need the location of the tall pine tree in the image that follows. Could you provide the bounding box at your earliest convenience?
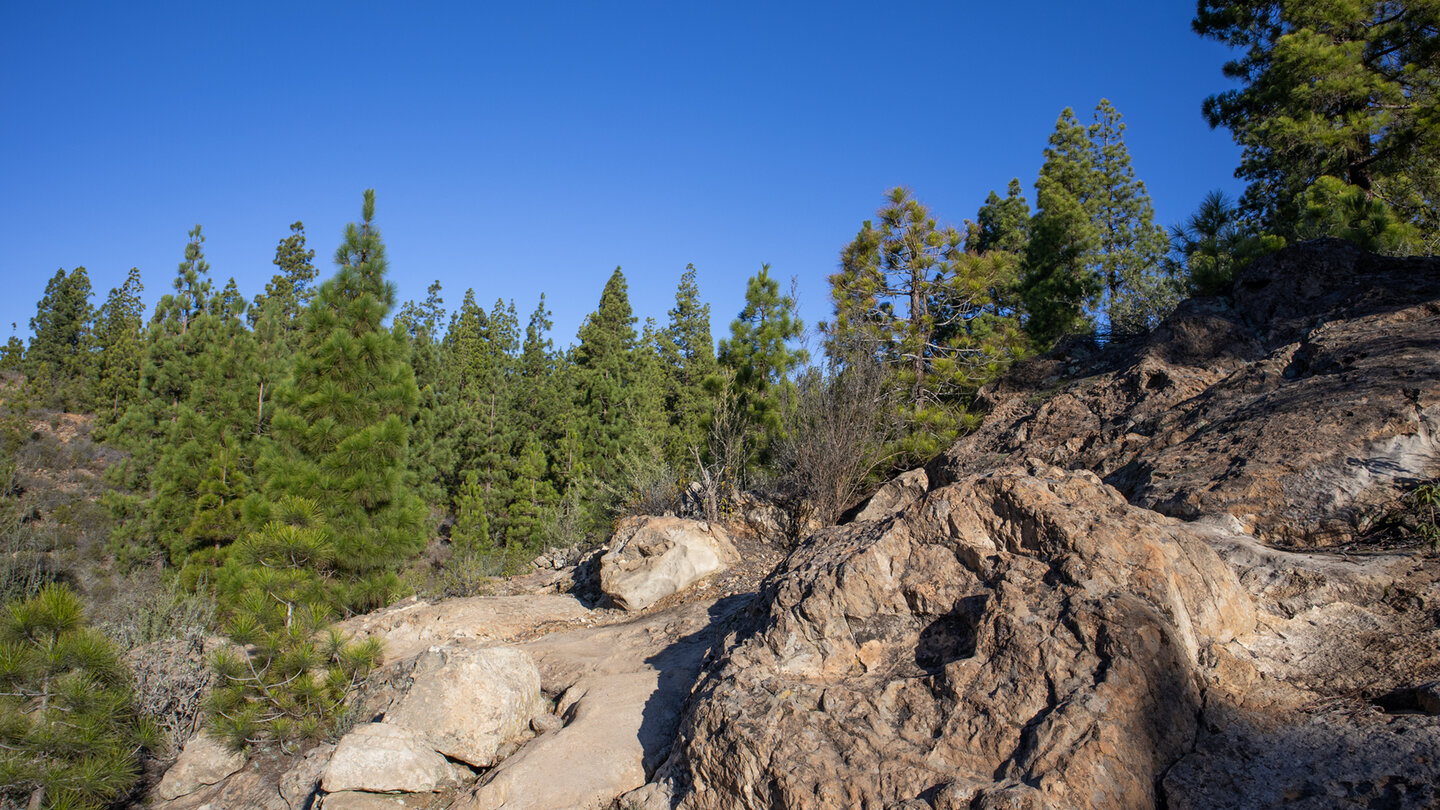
[248,190,424,613]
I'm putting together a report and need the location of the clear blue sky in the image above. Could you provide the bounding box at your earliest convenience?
[1,2,1243,352]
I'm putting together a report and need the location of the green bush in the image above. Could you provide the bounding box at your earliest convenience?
[0,585,156,810]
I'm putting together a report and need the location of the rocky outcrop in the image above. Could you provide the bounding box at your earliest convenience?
[600,516,739,610]
[665,464,1265,809]
[453,596,745,810]
[931,239,1440,546]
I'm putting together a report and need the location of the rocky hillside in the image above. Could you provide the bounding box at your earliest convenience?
[147,239,1440,810]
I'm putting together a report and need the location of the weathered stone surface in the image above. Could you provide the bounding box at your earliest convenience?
[931,239,1440,546]
[154,730,246,801]
[385,645,542,768]
[279,743,332,810]
[319,791,435,810]
[600,516,738,611]
[334,593,591,663]
[850,467,928,522]
[671,465,1259,810]
[321,723,460,794]
[453,597,741,810]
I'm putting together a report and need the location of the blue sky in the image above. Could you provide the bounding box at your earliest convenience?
[1,2,1244,351]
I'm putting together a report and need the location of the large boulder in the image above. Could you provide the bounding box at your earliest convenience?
[154,730,246,801]
[384,645,543,768]
[600,516,738,611]
[321,723,463,794]
[668,464,1259,810]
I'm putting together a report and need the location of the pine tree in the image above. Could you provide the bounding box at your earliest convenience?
[573,268,642,488]
[25,267,95,410]
[1195,0,1440,243]
[659,265,716,460]
[827,188,1026,460]
[396,281,454,511]
[1022,108,1102,346]
[104,227,221,564]
[92,268,145,428]
[1089,100,1176,335]
[249,190,424,613]
[0,585,155,810]
[972,179,1031,255]
[250,222,319,440]
[716,264,806,475]
[208,497,382,751]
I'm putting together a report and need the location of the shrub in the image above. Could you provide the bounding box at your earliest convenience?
[0,585,157,810]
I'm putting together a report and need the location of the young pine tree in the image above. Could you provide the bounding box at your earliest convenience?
[0,585,156,810]
[249,190,424,613]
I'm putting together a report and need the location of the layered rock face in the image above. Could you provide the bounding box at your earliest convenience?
[649,241,1440,810]
[670,464,1261,809]
[931,239,1440,546]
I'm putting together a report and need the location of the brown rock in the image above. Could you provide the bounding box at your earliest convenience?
[930,240,1440,547]
[321,723,461,794]
[850,467,928,523]
[670,465,1257,810]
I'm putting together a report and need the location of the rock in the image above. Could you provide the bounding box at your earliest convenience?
[930,240,1440,546]
[321,723,461,794]
[599,516,738,611]
[319,792,434,810]
[529,712,563,734]
[335,593,592,663]
[453,597,741,810]
[155,730,247,801]
[1418,681,1440,715]
[385,645,542,768]
[279,743,332,810]
[850,467,928,522]
[669,465,1258,810]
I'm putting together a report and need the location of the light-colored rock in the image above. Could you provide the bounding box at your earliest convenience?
[851,467,928,522]
[385,645,542,768]
[321,723,460,794]
[599,516,738,611]
[334,593,591,663]
[452,597,739,810]
[155,731,247,801]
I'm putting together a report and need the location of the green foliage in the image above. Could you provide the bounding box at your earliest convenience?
[0,585,154,810]
[1169,190,1286,294]
[715,264,806,478]
[1023,101,1177,343]
[1296,176,1425,254]
[1023,108,1103,345]
[26,267,96,411]
[207,497,381,751]
[827,188,1027,463]
[1195,0,1440,245]
[658,265,717,458]
[1410,480,1440,551]
[91,268,145,428]
[573,268,646,490]
[249,190,424,610]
